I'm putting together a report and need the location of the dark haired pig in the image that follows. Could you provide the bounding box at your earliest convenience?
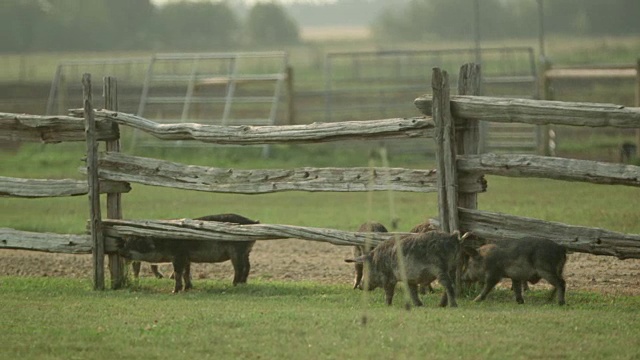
[345,231,469,307]
[409,221,439,234]
[463,238,567,305]
[352,221,389,290]
[409,221,440,294]
[118,213,259,293]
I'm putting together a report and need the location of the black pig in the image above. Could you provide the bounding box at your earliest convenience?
[409,221,440,294]
[118,213,259,293]
[463,238,567,305]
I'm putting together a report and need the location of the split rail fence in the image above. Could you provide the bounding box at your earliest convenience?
[1,63,640,291]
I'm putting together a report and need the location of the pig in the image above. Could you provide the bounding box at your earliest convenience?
[117,213,259,293]
[345,231,470,307]
[409,221,439,234]
[462,238,567,305]
[352,221,389,290]
[131,262,164,279]
[409,221,440,294]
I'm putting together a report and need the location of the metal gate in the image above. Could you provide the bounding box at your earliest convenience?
[322,47,539,153]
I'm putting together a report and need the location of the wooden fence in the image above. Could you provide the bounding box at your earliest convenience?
[2,64,640,291]
[415,64,640,261]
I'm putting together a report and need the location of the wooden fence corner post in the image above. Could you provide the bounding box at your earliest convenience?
[83,73,105,290]
[104,76,126,290]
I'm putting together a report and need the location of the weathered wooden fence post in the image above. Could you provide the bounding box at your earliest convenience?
[286,65,296,125]
[433,68,459,232]
[455,63,481,293]
[83,73,105,290]
[539,59,553,156]
[433,67,464,293]
[104,76,126,289]
[635,58,640,154]
[432,68,453,233]
[456,63,481,210]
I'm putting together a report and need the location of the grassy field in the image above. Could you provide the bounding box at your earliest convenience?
[2,135,640,360]
[2,277,639,359]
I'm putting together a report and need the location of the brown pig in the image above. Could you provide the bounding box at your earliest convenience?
[345,231,470,307]
[352,221,389,290]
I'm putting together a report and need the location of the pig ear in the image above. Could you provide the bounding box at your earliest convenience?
[463,245,479,258]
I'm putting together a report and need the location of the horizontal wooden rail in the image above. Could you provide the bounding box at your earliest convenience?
[457,208,640,259]
[414,95,640,128]
[95,152,487,194]
[69,109,434,144]
[0,176,131,198]
[0,228,92,254]
[0,112,118,143]
[102,218,412,248]
[457,154,640,187]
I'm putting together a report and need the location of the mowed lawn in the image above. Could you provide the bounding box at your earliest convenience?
[2,277,640,360]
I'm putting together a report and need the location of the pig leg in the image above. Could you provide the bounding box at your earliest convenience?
[437,272,457,307]
[474,273,501,302]
[511,279,525,304]
[240,253,251,284]
[150,265,164,279]
[539,270,566,305]
[407,283,424,307]
[354,263,364,290]
[418,282,435,295]
[230,252,247,285]
[172,258,188,293]
[183,262,193,291]
[131,261,142,278]
[383,282,396,306]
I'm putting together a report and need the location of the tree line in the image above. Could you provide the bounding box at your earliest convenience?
[372,0,640,41]
[0,0,299,53]
[2,0,639,53]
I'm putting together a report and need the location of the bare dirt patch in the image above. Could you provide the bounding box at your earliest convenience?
[1,240,639,295]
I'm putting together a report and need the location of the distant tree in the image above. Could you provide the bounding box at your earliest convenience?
[371,0,541,42]
[0,1,47,52]
[246,2,300,46]
[33,0,113,51]
[150,2,241,50]
[546,0,640,35]
[106,0,155,49]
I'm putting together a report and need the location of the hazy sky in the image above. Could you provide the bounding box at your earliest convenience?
[150,0,336,5]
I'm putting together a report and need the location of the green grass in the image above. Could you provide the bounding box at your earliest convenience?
[1,277,639,359]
